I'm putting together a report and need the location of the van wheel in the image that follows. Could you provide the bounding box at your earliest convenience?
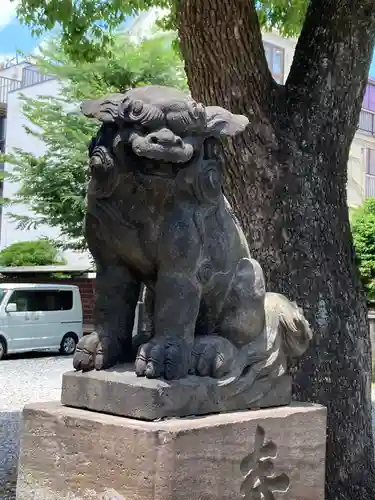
[0,338,6,360]
[60,333,78,355]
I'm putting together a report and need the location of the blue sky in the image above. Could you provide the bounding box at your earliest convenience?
[0,1,41,63]
[1,1,375,77]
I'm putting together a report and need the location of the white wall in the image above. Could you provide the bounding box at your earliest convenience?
[127,8,168,40]
[347,131,375,207]
[347,139,365,207]
[1,79,91,266]
[262,31,297,83]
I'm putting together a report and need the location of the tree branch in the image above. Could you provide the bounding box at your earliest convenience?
[177,0,275,119]
[287,0,375,129]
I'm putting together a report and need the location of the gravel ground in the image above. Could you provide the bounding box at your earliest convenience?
[0,353,73,499]
[0,355,375,500]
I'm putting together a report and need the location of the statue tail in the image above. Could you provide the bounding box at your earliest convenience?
[265,292,312,360]
[217,293,312,389]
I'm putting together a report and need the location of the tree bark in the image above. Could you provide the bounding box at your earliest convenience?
[178,0,375,498]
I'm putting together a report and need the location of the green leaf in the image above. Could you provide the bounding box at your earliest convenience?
[16,0,306,62]
[351,199,375,303]
[0,239,66,267]
[4,26,187,251]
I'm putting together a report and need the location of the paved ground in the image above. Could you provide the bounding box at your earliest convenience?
[0,353,73,499]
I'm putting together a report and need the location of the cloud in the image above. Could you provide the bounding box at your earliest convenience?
[0,0,19,31]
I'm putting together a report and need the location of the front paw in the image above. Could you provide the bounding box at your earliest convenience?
[192,336,238,378]
[135,338,192,380]
[73,331,120,372]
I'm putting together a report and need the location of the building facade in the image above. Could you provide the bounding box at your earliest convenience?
[0,62,91,265]
[356,80,375,202]
[261,31,375,209]
[0,26,372,256]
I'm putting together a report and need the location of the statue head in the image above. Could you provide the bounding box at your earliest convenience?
[81,85,249,164]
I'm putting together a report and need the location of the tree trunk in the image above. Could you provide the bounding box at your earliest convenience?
[178,0,375,498]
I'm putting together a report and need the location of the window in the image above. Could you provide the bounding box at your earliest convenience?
[0,116,5,141]
[367,148,375,175]
[263,42,285,84]
[365,148,375,197]
[8,289,73,312]
[362,83,375,112]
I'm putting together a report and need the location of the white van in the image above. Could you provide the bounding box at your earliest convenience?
[0,283,83,360]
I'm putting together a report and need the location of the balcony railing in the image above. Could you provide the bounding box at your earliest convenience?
[0,76,21,105]
[359,109,375,135]
[21,65,54,87]
[365,174,375,197]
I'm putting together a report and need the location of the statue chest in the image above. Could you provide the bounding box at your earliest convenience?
[87,178,174,277]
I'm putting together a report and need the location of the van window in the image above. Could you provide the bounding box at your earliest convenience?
[9,290,73,312]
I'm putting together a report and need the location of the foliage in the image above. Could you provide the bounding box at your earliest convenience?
[351,199,375,304]
[37,32,188,101]
[3,93,93,251]
[0,239,66,267]
[2,32,187,251]
[15,0,306,62]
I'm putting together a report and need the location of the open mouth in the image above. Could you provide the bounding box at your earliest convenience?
[134,149,201,178]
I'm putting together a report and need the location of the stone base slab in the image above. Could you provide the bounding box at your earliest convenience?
[61,364,292,420]
[16,401,326,500]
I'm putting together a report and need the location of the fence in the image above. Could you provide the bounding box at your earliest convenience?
[365,174,375,197]
[0,77,21,105]
[358,109,375,135]
[21,65,54,87]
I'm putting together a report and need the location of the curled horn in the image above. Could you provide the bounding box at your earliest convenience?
[205,106,249,137]
[81,93,124,123]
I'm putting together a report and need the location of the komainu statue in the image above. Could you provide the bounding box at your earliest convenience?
[73,85,312,399]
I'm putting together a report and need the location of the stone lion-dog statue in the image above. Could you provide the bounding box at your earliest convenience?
[73,85,312,404]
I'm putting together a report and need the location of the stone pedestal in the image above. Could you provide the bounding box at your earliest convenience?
[16,401,326,500]
[61,364,292,420]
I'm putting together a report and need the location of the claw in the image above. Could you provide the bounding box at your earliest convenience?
[72,331,120,372]
[135,338,191,380]
[73,332,100,371]
[192,336,238,378]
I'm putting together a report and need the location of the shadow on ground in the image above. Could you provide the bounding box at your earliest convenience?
[4,351,62,361]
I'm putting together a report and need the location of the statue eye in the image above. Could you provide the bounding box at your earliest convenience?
[132,100,143,115]
[121,97,131,112]
[196,103,205,116]
[119,97,132,121]
[191,101,205,120]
